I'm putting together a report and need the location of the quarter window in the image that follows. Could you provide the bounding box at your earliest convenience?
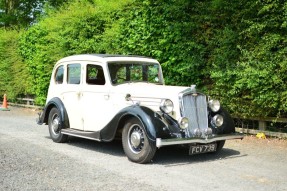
[67,64,81,84]
[86,64,105,85]
[55,65,64,84]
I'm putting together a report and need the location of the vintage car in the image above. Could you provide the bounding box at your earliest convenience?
[37,54,243,163]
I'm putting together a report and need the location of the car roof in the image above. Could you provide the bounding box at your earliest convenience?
[90,54,150,58]
[57,54,159,64]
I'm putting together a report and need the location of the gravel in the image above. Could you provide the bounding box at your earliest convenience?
[1,106,287,191]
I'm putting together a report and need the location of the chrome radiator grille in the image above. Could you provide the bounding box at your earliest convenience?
[181,94,208,137]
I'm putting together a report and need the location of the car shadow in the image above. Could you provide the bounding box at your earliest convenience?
[45,136,246,165]
[67,136,125,157]
[153,146,246,166]
[45,135,125,157]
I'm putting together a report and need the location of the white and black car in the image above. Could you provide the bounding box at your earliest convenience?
[37,54,243,163]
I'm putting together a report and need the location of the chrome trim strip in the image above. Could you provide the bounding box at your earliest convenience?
[156,133,244,148]
[61,129,101,141]
[62,132,101,141]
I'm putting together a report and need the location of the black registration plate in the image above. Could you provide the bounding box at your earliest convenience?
[189,144,217,155]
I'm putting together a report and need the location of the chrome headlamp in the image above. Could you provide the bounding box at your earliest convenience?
[160,99,174,114]
[178,117,189,129]
[212,114,224,127]
[208,99,220,112]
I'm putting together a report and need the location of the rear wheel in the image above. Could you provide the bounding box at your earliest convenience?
[48,107,68,143]
[122,118,156,164]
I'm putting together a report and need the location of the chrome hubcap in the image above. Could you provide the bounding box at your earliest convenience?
[51,114,60,134]
[130,131,141,148]
[128,124,144,154]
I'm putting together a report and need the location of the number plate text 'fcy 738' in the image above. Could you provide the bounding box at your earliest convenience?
[189,144,217,155]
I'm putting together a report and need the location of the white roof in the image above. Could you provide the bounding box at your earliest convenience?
[57,54,159,64]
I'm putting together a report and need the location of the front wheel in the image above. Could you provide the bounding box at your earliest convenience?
[48,107,68,143]
[122,118,156,164]
[216,140,225,151]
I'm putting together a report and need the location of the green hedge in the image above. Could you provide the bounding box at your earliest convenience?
[1,0,287,118]
[0,29,31,101]
[19,0,132,105]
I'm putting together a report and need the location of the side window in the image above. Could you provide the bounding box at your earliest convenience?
[130,65,143,81]
[67,64,81,84]
[55,65,64,84]
[116,66,127,84]
[86,64,105,85]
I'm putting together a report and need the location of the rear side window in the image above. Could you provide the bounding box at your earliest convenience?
[55,65,64,84]
[67,64,81,84]
[86,64,105,85]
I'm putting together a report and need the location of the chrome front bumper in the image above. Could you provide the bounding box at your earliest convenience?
[156,133,244,148]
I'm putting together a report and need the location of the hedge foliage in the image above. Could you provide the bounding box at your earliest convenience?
[0,29,32,101]
[19,0,132,104]
[0,0,287,118]
[210,0,287,117]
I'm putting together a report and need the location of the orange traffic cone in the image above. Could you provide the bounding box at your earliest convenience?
[0,94,10,111]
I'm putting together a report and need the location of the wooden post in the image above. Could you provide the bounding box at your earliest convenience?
[259,120,266,131]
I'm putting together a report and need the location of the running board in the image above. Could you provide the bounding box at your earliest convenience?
[61,129,101,141]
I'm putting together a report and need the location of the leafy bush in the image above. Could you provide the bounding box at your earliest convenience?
[19,0,132,105]
[210,0,287,117]
[116,0,208,86]
[3,0,287,118]
[0,29,31,101]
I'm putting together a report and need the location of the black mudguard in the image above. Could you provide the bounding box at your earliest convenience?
[37,97,69,129]
[38,100,181,142]
[219,108,236,134]
[209,107,235,135]
[100,105,179,142]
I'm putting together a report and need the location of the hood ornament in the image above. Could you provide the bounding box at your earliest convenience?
[191,85,197,96]
[190,85,196,92]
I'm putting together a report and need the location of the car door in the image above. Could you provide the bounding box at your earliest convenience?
[61,63,84,130]
[81,63,114,132]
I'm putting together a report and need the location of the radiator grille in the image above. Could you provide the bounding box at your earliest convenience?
[182,94,208,137]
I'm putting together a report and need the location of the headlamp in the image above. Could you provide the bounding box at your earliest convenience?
[208,99,220,112]
[179,117,189,129]
[160,99,174,113]
[212,114,224,127]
